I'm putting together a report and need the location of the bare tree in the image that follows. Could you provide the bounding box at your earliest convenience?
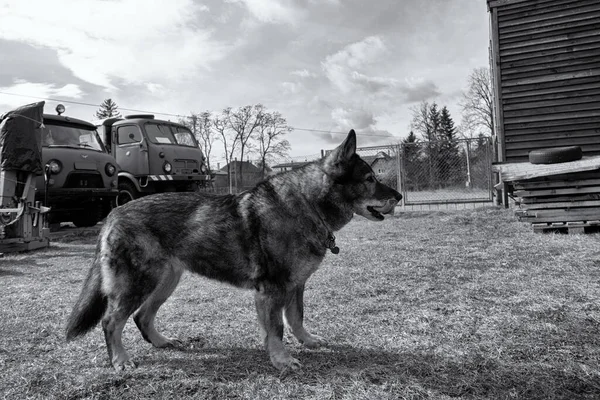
[213,108,239,191]
[409,101,439,142]
[180,112,215,173]
[195,111,215,173]
[460,67,494,139]
[256,111,292,178]
[226,104,266,188]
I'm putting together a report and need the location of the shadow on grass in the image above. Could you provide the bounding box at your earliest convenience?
[0,267,25,276]
[0,258,51,270]
[140,343,600,399]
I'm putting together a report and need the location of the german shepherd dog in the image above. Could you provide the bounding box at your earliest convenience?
[66,130,402,371]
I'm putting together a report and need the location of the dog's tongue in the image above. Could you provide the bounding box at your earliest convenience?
[373,200,397,215]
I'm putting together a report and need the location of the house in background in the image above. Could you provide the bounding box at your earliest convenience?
[271,160,311,173]
[213,160,271,192]
[367,151,395,175]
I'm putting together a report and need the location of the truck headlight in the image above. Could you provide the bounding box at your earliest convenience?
[46,160,62,174]
[105,163,116,176]
[163,161,172,173]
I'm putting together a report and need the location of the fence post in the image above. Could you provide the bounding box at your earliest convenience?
[465,141,472,189]
[396,144,404,208]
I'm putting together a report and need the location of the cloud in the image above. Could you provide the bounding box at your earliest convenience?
[226,0,304,25]
[0,80,83,110]
[351,72,398,94]
[328,106,395,145]
[320,35,402,97]
[401,78,441,103]
[323,35,387,70]
[313,36,399,144]
[0,0,230,89]
[281,81,301,94]
[291,69,317,78]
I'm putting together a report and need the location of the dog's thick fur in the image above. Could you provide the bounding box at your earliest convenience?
[65,130,402,371]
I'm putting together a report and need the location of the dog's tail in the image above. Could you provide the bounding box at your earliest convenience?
[65,257,107,340]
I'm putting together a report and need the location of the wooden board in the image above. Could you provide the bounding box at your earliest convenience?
[516,207,600,223]
[513,178,600,190]
[520,193,600,204]
[514,185,600,198]
[493,156,600,182]
[520,200,600,210]
[532,220,600,234]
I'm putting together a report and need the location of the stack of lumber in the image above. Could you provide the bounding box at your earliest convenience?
[512,171,600,233]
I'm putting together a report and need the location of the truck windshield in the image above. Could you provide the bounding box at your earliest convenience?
[145,123,198,147]
[145,123,177,144]
[172,126,197,147]
[42,123,104,151]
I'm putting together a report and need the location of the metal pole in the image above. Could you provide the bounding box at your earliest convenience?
[396,145,404,208]
[465,140,472,189]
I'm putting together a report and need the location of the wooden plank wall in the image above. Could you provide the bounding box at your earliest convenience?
[489,0,600,163]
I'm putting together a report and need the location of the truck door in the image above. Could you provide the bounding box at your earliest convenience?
[114,125,148,177]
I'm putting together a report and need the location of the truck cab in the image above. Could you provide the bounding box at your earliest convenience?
[38,106,118,227]
[93,115,209,204]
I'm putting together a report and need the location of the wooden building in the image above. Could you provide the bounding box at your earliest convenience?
[489,0,600,232]
[488,0,600,163]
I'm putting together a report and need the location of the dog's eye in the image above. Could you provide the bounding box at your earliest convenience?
[366,176,375,183]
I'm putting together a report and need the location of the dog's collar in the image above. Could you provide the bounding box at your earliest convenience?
[303,195,340,255]
[325,233,339,254]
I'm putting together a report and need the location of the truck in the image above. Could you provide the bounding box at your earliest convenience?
[38,104,119,227]
[93,115,209,205]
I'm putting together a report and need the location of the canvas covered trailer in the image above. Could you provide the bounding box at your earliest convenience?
[488,0,600,164]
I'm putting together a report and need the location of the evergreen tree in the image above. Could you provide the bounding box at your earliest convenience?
[402,130,421,192]
[438,107,461,186]
[439,107,457,142]
[95,98,121,119]
[402,131,419,163]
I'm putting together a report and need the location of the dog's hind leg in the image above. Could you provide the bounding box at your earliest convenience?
[133,264,184,349]
[284,284,327,349]
[255,289,301,371]
[102,295,140,372]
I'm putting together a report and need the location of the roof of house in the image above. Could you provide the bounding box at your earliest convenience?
[219,160,269,173]
[271,161,312,169]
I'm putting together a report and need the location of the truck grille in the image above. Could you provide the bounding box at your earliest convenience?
[173,159,200,174]
[64,172,104,188]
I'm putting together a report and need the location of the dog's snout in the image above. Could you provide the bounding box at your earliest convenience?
[393,190,402,202]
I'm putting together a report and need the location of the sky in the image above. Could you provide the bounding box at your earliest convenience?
[0,0,491,161]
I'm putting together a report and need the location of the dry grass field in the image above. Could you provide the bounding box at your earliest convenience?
[1,207,600,399]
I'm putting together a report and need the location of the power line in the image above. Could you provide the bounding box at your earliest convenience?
[0,91,398,138]
[0,91,185,118]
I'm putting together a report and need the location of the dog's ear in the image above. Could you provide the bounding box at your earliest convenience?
[339,129,357,161]
[323,129,357,178]
[329,129,356,163]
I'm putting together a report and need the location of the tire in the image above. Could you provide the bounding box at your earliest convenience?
[116,181,139,206]
[72,205,101,228]
[529,146,582,165]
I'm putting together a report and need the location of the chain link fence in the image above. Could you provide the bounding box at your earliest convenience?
[203,137,493,205]
[400,137,493,204]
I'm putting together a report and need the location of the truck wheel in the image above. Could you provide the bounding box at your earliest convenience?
[72,205,101,228]
[116,181,139,206]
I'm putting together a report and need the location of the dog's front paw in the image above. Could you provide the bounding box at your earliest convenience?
[155,337,185,349]
[270,352,302,371]
[112,356,137,372]
[301,333,327,349]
